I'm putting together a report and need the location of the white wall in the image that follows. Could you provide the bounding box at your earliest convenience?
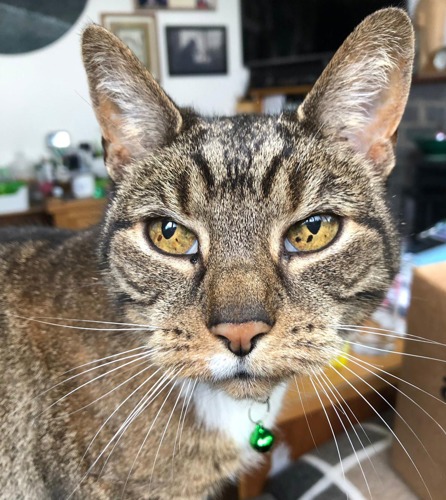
[0,0,248,165]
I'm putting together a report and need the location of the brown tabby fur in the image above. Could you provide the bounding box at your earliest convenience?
[0,9,413,499]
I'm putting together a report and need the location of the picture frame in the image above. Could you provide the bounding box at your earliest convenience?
[134,0,216,11]
[101,13,160,81]
[166,26,227,76]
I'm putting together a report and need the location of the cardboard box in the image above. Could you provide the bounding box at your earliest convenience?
[391,263,446,500]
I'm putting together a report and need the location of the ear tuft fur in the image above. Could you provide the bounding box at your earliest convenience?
[82,24,183,181]
[298,8,415,177]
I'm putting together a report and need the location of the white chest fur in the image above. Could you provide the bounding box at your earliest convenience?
[192,382,287,466]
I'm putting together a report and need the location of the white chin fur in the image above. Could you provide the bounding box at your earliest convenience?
[191,381,288,462]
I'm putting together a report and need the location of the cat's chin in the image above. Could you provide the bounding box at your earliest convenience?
[213,376,283,401]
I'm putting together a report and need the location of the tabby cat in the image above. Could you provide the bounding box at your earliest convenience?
[0,8,414,499]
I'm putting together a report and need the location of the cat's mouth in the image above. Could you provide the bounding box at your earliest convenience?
[232,370,252,380]
[215,375,282,400]
[212,364,283,399]
[217,368,265,382]
[206,351,311,399]
[208,353,284,386]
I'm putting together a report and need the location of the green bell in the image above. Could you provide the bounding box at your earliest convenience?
[249,422,275,453]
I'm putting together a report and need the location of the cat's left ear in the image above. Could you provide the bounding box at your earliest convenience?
[297,8,414,178]
[82,25,183,181]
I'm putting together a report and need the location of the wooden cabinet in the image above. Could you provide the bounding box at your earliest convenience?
[237,85,313,115]
[45,197,106,230]
[0,205,51,227]
[0,197,106,230]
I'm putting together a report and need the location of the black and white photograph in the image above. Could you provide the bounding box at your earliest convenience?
[166,26,227,76]
[135,0,216,11]
[135,0,167,7]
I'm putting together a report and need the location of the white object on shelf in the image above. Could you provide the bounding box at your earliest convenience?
[0,186,29,214]
[71,172,95,199]
[262,94,286,114]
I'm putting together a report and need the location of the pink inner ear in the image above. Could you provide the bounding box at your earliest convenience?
[367,139,391,165]
[96,96,135,179]
[344,75,405,173]
[364,70,407,145]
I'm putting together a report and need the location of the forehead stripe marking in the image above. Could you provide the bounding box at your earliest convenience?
[175,169,191,214]
[192,152,215,191]
[261,155,282,198]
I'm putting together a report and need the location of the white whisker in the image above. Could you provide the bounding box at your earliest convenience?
[343,353,446,437]
[339,359,435,464]
[149,381,185,492]
[344,340,446,363]
[17,318,150,332]
[314,373,372,499]
[178,379,197,451]
[121,374,181,499]
[96,370,176,479]
[318,370,381,485]
[68,369,174,499]
[78,365,161,468]
[309,375,347,483]
[13,314,163,329]
[294,376,319,452]
[336,325,445,348]
[331,364,433,500]
[171,379,192,476]
[38,353,151,417]
[68,360,155,416]
[61,346,155,375]
[334,323,444,346]
[343,352,446,407]
[7,347,159,425]
[318,370,377,453]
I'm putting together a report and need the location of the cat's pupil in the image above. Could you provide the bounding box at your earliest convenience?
[306,217,322,235]
[161,220,177,239]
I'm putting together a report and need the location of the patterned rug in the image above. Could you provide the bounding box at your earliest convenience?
[253,417,417,500]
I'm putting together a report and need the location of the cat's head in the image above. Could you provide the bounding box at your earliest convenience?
[82,8,413,400]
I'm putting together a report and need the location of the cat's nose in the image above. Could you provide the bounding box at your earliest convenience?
[211,321,271,357]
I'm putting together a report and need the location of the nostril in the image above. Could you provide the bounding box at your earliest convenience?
[226,339,253,357]
[250,331,266,349]
[216,334,230,348]
[214,329,268,357]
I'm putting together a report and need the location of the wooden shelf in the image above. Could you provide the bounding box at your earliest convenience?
[0,197,107,230]
[412,74,446,84]
[247,73,446,108]
[246,73,446,110]
[45,197,106,230]
[237,84,313,114]
[250,84,313,99]
[0,204,51,227]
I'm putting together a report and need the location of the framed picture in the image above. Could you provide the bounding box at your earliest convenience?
[135,0,216,11]
[166,26,227,76]
[101,13,160,81]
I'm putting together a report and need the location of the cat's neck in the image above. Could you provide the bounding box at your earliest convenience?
[191,381,287,458]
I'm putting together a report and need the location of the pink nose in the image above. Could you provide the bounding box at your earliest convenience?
[211,321,272,356]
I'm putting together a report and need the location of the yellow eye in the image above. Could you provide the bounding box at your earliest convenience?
[147,219,198,255]
[285,215,340,253]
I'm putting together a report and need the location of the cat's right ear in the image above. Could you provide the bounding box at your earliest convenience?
[297,8,414,178]
[82,25,183,181]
